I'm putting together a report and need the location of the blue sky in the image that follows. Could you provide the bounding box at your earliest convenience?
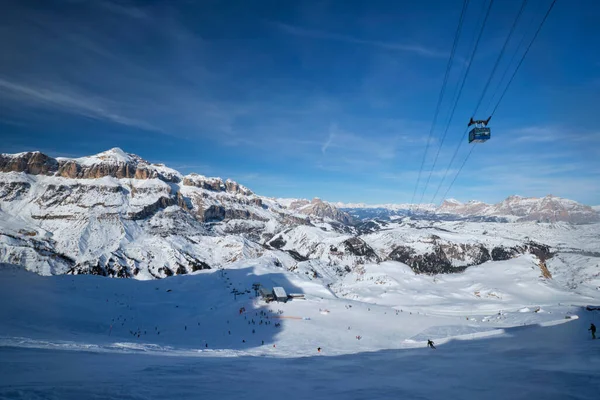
[1,0,599,205]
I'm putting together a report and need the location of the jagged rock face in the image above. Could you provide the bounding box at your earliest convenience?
[1,149,181,183]
[225,180,253,196]
[68,259,134,278]
[0,152,59,175]
[287,250,308,261]
[388,245,460,274]
[522,242,552,262]
[182,173,252,195]
[183,174,226,191]
[355,220,389,235]
[202,205,268,222]
[128,197,176,220]
[491,242,552,262]
[0,181,31,201]
[269,236,287,249]
[439,242,491,265]
[491,246,518,261]
[387,239,492,274]
[387,240,553,275]
[293,198,354,225]
[65,244,213,279]
[275,212,312,227]
[343,237,380,263]
[289,199,310,209]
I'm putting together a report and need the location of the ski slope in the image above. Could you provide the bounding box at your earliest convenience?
[1,258,599,399]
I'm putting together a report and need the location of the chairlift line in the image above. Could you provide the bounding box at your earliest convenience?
[410,0,470,208]
[429,0,527,204]
[471,0,529,118]
[440,144,477,202]
[482,3,539,116]
[489,0,557,118]
[417,0,495,205]
[434,0,557,204]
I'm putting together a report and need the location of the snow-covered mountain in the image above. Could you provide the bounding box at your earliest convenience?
[289,198,354,225]
[1,148,599,289]
[438,195,599,223]
[336,195,599,224]
[333,202,437,212]
[0,149,362,278]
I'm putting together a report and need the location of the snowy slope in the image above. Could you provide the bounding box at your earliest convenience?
[1,259,599,399]
[0,258,593,356]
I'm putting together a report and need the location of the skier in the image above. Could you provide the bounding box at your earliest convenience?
[317,347,321,353]
[427,339,436,349]
[589,323,596,339]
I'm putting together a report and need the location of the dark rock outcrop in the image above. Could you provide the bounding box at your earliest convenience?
[269,236,287,249]
[491,246,518,261]
[67,259,132,278]
[388,245,462,274]
[182,174,252,195]
[0,181,31,201]
[387,242,492,274]
[176,264,188,275]
[201,205,267,222]
[287,250,308,262]
[0,152,59,175]
[128,196,176,220]
[189,259,211,272]
[343,237,381,262]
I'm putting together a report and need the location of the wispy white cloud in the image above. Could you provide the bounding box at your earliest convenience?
[273,22,447,58]
[319,124,398,160]
[94,0,151,20]
[0,78,161,132]
[321,124,336,154]
[504,125,600,143]
[511,126,561,142]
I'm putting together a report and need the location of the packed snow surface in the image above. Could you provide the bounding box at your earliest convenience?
[1,258,599,399]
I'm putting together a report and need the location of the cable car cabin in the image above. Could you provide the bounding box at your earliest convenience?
[468,127,491,143]
[467,117,492,143]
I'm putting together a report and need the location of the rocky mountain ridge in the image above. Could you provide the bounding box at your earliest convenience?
[437,195,599,224]
[335,195,599,224]
[1,148,598,283]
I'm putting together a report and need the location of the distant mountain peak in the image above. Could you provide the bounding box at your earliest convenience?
[442,198,463,205]
[439,194,598,224]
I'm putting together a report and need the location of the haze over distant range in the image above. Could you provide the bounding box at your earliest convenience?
[0,0,599,204]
